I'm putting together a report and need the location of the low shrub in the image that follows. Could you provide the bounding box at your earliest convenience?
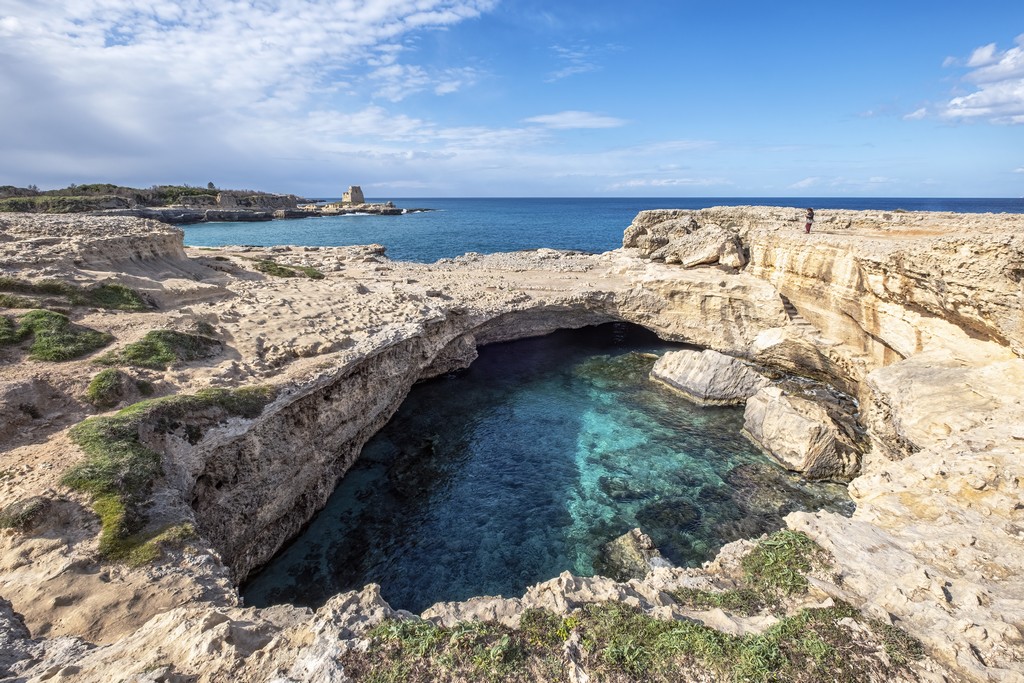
[0,277,148,311]
[97,329,221,369]
[2,309,114,361]
[254,259,325,279]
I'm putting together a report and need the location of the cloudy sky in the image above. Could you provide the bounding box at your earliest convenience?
[1,0,1022,197]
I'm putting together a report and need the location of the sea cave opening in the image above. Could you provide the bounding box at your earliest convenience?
[242,322,852,614]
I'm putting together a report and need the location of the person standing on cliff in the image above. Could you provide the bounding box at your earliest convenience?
[804,208,815,234]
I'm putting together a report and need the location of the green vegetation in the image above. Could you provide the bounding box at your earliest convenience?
[0,315,17,344]
[0,277,148,311]
[740,529,827,596]
[254,259,326,279]
[0,309,113,361]
[344,599,923,683]
[670,530,829,616]
[670,586,765,616]
[342,530,921,682]
[62,386,274,562]
[0,183,296,213]
[0,293,34,308]
[97,329,221,369]
[86,368,151,409]
[255,259,299,277]
[0,196,117,213]
[0,496,48,531]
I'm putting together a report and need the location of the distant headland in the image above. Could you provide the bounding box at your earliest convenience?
[0,182,431,224]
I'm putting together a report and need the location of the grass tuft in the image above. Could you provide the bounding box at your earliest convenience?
[344,597,923,683]
[86,368,151,409]
[254,259,325,279]
[63,385,274,562]
[0,496,49,531]
[0,293,34,308]
[97,329,221,369]
[741,530,827,596]
[255,260,299,277]
[0,277,148,311]
[1,309,114,361]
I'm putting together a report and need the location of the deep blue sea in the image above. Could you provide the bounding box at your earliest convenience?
[183,197,1024,263]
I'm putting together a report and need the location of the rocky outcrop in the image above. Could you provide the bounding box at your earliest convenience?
[743,386,861,480]
[594,528,668,581]
[2,207,1024,682]
[650,348,769,405]
[623,211,746,268]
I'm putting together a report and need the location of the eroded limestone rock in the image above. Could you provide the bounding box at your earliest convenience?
[743,386,860,480]
[594,528,669,581]
[651,348,769,405]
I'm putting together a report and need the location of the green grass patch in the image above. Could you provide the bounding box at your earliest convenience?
[63,386,274,563]
[0,315,18,345]
[741,530,828,596]
[0,293,34,308]
[97,329,221,369]
[255,259,300,277]
[1,310,114,361]
[670,530,828,617]
[344,599,923,683]
[253,259,325,279]
[0,496,49,531]
[86,368,151,409]
[86,368,127,409]
[0,277,147,311]
[670,586,765,616]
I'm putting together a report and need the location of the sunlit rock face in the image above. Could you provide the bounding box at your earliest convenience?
[650,348,769,406]
[3,207,1024,682]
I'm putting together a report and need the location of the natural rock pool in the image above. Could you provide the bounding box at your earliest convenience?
[243,324,852,614]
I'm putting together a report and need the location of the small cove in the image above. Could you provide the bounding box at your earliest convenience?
[243,324,853,614]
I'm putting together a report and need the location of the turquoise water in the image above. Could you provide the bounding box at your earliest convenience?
[243,324,852,614]
[183,197,1024,263]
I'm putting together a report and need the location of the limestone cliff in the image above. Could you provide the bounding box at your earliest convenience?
[1,207,1022,681]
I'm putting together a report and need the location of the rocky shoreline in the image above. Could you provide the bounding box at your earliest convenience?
[1,207,1022,681]
[92,203,433,224]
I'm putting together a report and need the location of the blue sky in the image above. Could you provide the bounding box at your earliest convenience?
[1,0,1022,197]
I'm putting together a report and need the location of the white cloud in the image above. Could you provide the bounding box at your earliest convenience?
[967,43,999,68]
[0,0,500,186]
[789,177,820,190]
[1015,167,1024,173]
[942,34,1024,124]
[524,111,627,130]
[370,62,482,101]
[544,43,621,83]
[546,44,599,82]
[903,107,928,121]
[607,177,729,190]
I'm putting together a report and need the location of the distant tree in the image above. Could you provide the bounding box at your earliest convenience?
[27,184,39,193]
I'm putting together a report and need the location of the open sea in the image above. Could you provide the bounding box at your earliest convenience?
[182,197,1024,263]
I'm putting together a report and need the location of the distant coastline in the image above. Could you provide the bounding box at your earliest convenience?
[0,182,432,224]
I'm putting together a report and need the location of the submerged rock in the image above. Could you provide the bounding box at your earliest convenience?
[593,528,668,581]
[651,348,769,405]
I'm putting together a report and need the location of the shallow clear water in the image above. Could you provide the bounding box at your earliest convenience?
[182,196,1024,263]
[243,324,852,614]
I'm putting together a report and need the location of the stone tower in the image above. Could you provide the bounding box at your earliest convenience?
[341,185,364,205]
